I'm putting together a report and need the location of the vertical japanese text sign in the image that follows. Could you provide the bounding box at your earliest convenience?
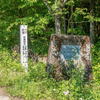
[20,25,28,72]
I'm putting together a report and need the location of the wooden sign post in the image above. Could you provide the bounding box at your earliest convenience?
[20,25,28,72]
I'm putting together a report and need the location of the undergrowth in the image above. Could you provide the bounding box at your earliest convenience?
[0,43,100,100]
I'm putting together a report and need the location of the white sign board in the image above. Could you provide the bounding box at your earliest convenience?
[20,25,28,72]
[61,45,81,60]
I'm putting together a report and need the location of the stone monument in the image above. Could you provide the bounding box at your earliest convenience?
[46,34,93,82]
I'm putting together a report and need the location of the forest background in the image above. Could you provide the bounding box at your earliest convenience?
[0,0,100,100]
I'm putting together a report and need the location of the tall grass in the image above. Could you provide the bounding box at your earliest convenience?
[0,44,100,100]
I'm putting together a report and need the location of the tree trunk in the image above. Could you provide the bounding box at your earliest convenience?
[55,15,61,34]
[71,17,74,35]
[90,0,94,46]
[90,22,93,45]
[43,0,68,34]
[71,3,74,35]
[64,14,67,34]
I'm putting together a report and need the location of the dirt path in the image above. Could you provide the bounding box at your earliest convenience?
[0,87,23,100]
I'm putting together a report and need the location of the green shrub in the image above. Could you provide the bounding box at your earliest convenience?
[92,41,100,83]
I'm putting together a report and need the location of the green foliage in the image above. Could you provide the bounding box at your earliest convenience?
[28,36,50,55]
[0,0,100,99]
[0,0,53,50]
[0,45,23,72]
[0,45,100,100]
[68,26,86,35]
[0,0,100,50]
[74,8,88,22]
[92,41,100,83]
[66,0,74,6]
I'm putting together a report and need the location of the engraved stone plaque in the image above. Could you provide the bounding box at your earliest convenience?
[61,45,81,60]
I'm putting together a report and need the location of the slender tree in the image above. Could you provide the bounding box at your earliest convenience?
[63,4,67,34]
[90,0,94,46]
[43,0,67,34]
[71,3,74,35]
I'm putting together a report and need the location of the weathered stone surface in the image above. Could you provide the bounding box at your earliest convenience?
[46,34,93,82]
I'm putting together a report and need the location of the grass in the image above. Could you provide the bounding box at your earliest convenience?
[0,45,100,100]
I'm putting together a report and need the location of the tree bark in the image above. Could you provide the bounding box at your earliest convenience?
[71,17,74,35]
[90,0,94,46]
[64,14,67,34]
[55,16,61,34]
[71,3,74,35]
[43,0,54,16]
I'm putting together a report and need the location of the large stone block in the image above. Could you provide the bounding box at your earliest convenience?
[46,34,93,82]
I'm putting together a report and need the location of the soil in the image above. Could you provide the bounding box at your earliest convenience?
[0,86,23,100]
